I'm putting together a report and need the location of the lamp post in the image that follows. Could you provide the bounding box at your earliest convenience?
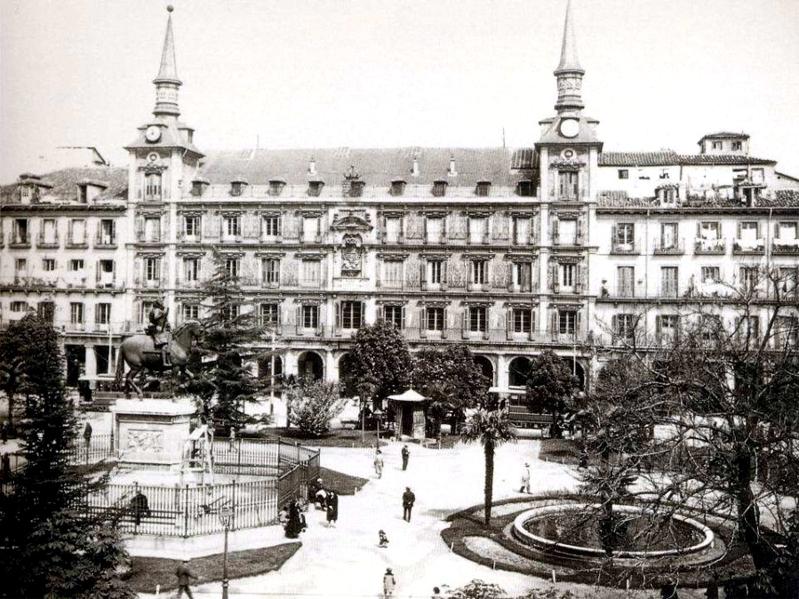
[218,504,233,599]
[373,408,384,446]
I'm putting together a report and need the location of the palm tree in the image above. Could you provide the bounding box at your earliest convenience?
[462,402,517,525]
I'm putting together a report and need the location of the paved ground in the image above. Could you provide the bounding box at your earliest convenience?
[139,438,646,598]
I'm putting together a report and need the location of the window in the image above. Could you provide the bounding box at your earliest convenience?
[222,304,240,322]
[432,181,448,197]
[15,258,27,273]
[37,301,54,323]
[263,215,281,237]
[512,262,532,291]
[712,141,722,150]
[618,169,629,180]
[658,315,679,342]
[69,219,87,245]
[98,259,114,286]
[470,260,487,285]
[614,223,635,247]
[302,305,319,329]
[475,181,491,197]
[617,266,635,297]
[390,181,406,197]
[512,308,532,333]
[558,171,578,199]
[384,305,403,329]
[230,181,245,196]
[41,219,57,245]
[775,317,798,348]
[559,219,577,245]
[778,222,798,243]
[341,301,363,329]
[259,303,279,326]
[429,260,443,285]
[615,313,637,341]
[661,266,678,297]
[700,315,723,341]
[384,217,402,243]
[191,181,206,196]
[513,217,530,245]
[779,267,798,294]
[268,180,285,197]
[223,215,241,238]
[741,316,760,340]
[469,306,487,332]
[302,216,320,243]
[99,219,116,245]
[42,258,56,271]
[560,263,576,288]
[426,217,443,243]
[183,258,200,282]
[225,257,240,279]
[144,217,161,242]
[469,217,487,244]
[301,259,321,286]
[144,173,162,200]
[740,267,758,291]
[700,221,721,239]
[558,310,577,335]
[262,258,280,285]
[516,180,534,197]
[69,259,85,271]
[701,266,721,284]
[732,141,742,151]
[307,181,324,197]
[144,257,160,281]
[183,215,200,238]
[426,307,445,331]
[13,219,29,244]
[348,180,365,198]
[739,221,759,243]
[10,301,28,312]
[383,260,403,287]
[660,223,678,249]
[183,304,200,321]
[70,302,84,325]
[95,303,111,325]
[20,185,32,202]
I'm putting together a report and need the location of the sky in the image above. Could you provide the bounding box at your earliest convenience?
[1,0,798,182]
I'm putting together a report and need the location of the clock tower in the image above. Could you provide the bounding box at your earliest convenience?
[124,6,204,320]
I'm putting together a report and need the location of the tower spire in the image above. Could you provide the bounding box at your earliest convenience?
[153,5,182,118]
[553,0,585,114]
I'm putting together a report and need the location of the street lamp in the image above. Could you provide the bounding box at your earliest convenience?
[218,504,233,599]
[373,408,384,446]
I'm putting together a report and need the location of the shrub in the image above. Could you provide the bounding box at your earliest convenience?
[286,377,346,436]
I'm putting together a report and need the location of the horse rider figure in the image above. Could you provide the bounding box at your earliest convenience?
[147,300,171,367]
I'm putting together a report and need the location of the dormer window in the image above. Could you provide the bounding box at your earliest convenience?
[732,141,742,151]
[144,173,162,201]
[230,177,248,197]
[78,185,88,203]
[712,141,722,150]
[432,180,448,198]
[268,179,286,197]
[475,181,491,197]
[191,178,209,197]
[307,180,324,197]
[448,156,457,177]
[349,180,365,198]
[656,186,678,205]
[308,157,317,176]
[516,180,534,197]
[411,157,420,177]
[390,179,406,197]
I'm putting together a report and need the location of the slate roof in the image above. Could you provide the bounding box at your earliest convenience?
[199,147,533,187]
[0,167,128,204]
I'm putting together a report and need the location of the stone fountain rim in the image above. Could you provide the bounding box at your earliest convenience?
[512,502,714,559]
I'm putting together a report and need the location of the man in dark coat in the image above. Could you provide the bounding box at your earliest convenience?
[175,559,197,598]
[327,490,339,526]
[83,422,93,447]
[402,487,415,522]
[401,445,410,471]
[130,489,151,526]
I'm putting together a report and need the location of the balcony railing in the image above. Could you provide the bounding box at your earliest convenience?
[94,234,117,248]
[733,238,765,255]
[653,238,685,255]
[66,238,89,249]
[773,239,799,255]
[8,234,31,248]
[610,241,638,255]
[694,238,726,255]
[659,284,680,299]
[37,234,60,249]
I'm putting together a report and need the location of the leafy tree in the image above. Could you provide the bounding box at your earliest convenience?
[347,320,411,406]
[187,249,266,430]
[584,267,799,595]
[461,394,517,525]
[0,314,133,598]
[286,377,346,436]
[411,345,489,435]
[524,350,579,438]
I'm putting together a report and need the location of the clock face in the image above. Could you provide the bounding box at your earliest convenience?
[145,125,161,143]
[559,118,579,138]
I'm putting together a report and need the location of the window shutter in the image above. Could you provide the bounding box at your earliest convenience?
[611,224,617,246]
[552,217,560,245]
[442,308,448,339]
[775,222,780,238]
[529,308,536,341]
[576,264,584,294]
[550,310,558,341]
[507,264,515,291]
[295,305,302,334]
[401,306,406,329]
[576,217,584,245]
[419,307,426,338]
[442,261,449,290]
[420,261,426,288]
[462,310,469,339]
[335,302,341,335]
[506,307,513,340]
[377,305,384,322]
[359,302,365,327]
[575,311,582,339]
[612,315,619,341]
[483,310,490,340]
[655,315,662,343]
[736,222,742,239]
[485,261,491,289]
[95,260,101,284]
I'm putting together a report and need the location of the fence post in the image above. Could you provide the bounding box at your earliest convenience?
[232,480,237,531]
[183,485,190,538]
[133,481,140,534]
[237,438,242,477]
[295,442,300,464]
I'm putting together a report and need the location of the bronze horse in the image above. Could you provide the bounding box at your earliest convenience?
[115,320,202,397]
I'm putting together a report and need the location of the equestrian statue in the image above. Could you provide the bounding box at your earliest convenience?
[115,300,202,397]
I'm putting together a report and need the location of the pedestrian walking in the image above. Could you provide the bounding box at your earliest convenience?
[402,486,415,522]
[374,449,384,479]
[326,491,338,527]
[174,559,197,599]
[519,462,531,493]
[401,444,410,471]
[383,567,397,598]
[82,422,93,447]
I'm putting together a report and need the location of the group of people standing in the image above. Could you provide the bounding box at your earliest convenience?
[279,499,307,539]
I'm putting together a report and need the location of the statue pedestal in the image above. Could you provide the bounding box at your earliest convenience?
[111,398,195,470]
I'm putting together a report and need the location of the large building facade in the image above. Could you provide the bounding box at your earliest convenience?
[2,3,798,401]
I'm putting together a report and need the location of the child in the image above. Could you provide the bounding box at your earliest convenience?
[378,529,389,548]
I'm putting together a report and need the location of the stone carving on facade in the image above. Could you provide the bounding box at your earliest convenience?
[404,258,420,289]
[330,211,373,233]
[492,261,509,288]
[449,215,467,239]
[126,429,164,454]
[340,234,363,277]
[282,261,298,287]
[282,214,299,240]
[449,260,466,287]
[405,214,423,239]
[492,214,509,240]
